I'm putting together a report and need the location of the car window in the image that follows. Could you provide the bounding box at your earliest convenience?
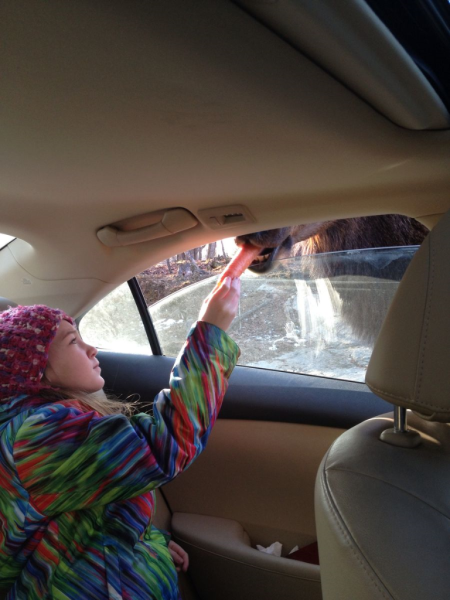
[139,244,419,383]
[79,241,234,354]
[0,234,15,250]
[79,282,151,355]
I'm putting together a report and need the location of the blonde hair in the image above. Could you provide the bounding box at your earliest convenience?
[39,386,138,417]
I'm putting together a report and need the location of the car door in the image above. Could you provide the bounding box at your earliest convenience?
[82,246,414,600]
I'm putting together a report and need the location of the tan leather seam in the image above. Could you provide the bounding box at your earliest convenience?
[327,467,450,521]
[366,385,411,402]
[176,538,321,583]
[321,466,392,599]
[367,383,449,411]
[415,237,435,403]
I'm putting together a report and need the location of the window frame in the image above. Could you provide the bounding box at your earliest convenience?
[127,278,162,355]
[137,245,419,383]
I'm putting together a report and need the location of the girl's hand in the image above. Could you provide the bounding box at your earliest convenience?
[168,540,189,572]
[198,276,241,332]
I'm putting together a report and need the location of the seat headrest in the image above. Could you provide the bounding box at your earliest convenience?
[0,298,17,312]
[366,209,450,422]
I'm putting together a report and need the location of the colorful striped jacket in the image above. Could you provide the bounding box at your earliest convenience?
[0,321,239,599]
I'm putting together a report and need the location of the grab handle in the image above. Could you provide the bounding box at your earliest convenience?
[97,209,198,247]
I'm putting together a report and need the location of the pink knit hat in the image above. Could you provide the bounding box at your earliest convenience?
[0,305,74,400]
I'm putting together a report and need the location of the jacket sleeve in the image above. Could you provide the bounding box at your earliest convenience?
[13,321,239,516]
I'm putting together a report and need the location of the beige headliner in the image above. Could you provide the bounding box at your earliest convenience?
[1,0,449,315]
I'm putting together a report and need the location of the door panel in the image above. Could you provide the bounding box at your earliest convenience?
[165,420,341,600]
[173,513,321,600]
[98,353,391,428]
[98,351,392,599]
[165,420,343,551]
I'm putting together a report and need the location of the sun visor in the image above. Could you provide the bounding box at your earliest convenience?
[236,0,450,130]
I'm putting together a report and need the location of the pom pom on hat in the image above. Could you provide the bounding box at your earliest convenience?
[0,305,74,400]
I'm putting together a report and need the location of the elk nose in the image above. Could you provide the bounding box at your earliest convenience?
[235,234,251,245]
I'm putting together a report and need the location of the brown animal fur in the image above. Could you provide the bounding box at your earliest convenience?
[236,215,428,259]
[235,215,428,343]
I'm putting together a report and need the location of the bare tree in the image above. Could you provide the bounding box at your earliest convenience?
[220,240,228,259]
[192,245,205,261]
[185,250,200,272]
[207,242,216,259]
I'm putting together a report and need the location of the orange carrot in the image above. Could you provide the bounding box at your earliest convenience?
[219,243,260,281]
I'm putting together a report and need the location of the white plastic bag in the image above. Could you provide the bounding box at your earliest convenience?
[255,541,283,557]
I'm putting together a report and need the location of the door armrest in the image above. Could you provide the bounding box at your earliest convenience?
[172,512,320,581]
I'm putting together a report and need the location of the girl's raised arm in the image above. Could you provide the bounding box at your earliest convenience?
[13,281,241,515]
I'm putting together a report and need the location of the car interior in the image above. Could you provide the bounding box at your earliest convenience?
[1,1,450,599]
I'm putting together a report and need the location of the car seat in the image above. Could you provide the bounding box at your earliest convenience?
[315,209,450,599]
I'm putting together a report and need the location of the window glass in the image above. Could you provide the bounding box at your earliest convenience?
[79,282,151,355]
[0,234,15,250]
[142,245,418,382]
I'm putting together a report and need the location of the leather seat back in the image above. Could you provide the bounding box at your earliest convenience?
[315,209,450,600]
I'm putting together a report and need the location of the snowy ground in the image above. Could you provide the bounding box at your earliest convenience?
[82,248,410,385]
[151,274,388,384]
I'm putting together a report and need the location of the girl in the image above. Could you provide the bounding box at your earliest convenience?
[0,277,241,600]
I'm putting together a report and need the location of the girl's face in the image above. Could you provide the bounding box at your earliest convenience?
[44,319,105,393]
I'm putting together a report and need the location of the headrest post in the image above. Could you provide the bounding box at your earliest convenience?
[393,406,407,433]
[380,406,422,448]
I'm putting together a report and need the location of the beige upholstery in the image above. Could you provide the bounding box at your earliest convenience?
[163,419,340,599]
[152,490,199,600]
[366,209,450,420]
[315,209,450,599]
[172,514,321,600]
[152,489,172,532]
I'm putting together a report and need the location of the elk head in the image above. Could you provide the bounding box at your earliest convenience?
[235,222,329,273]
